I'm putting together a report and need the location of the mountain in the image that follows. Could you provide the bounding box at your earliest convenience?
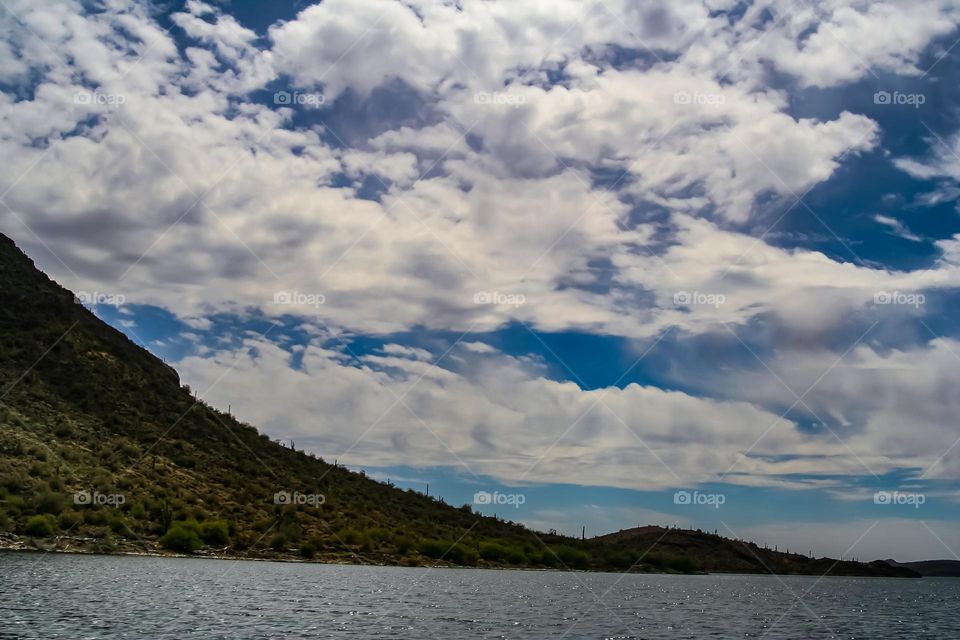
[0,233,917,576]
[885,559,960,577]
[597,527,919,577]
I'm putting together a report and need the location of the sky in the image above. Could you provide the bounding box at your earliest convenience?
[2,0,960,562]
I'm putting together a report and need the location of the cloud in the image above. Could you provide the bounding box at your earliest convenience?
[177,337,905,492]
[748,0,960,88]
[0,0,954,347]
[874,214,923,242]
[3,0,960,519]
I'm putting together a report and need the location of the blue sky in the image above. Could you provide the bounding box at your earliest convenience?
[3,0,960,561]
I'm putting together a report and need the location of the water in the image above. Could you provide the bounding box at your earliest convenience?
[1,553,958,639]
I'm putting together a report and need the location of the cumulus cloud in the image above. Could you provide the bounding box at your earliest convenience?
[1,0,955,344]
[2,0,960,501]
[177,337,820,491]
[748,0,960,87]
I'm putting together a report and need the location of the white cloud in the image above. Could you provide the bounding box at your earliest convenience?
[1,0,955,345]
[176,337,882,492]
[874,214,923,242]
[749,0,960,88]
[2,0,960,511]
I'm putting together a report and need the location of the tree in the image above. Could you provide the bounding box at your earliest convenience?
[160,522,202,552]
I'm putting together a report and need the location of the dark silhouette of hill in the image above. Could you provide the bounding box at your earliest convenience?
[0,233,918,576]
[885,559,960,577]
[596,527,918,577]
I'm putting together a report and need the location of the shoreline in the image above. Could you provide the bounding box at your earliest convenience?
[0,538,922,578]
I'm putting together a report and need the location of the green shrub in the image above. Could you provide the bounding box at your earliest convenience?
[108,514,129,535]
[300,541,316,558]
[479,542,508,561]
[605,550,637,569]
[506,548,527,565]
[418,538,450,559]
[34,491,66,515]
[200,520,229,545]
[552,545,590,569]
[340,527,365,546]
[446,543,478,566]
[160,522,202,553]
[24,514,55,536]
[394,536,413,554]
[667,555,698,573]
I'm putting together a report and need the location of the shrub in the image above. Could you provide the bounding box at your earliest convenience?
[605,550,637,569]
[200,520,229,545]
[34,491,66,515]
[394,536,413,554]
[552,546,590,569]
[160,522,202,553]
[667,555,698,573]
[108,514,129,535]
[24,514,55,536]
[479,542,508,561]
[506,548,527,565]
[418,538,449,559]
[300,541,316,559]
[446,543,479,566]
[339,527,365,546]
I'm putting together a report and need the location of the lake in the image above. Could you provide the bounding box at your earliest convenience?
[2,553,958,638]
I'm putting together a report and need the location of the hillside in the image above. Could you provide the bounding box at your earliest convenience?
[885,559,960,577]
[596,527,919,577]
[0,233,917,576]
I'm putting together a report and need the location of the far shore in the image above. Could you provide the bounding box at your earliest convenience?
[1,535,928,578]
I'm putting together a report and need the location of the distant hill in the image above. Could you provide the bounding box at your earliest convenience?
[596,527,919,577]
[885,559,960,577]
[0,233,918,577]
